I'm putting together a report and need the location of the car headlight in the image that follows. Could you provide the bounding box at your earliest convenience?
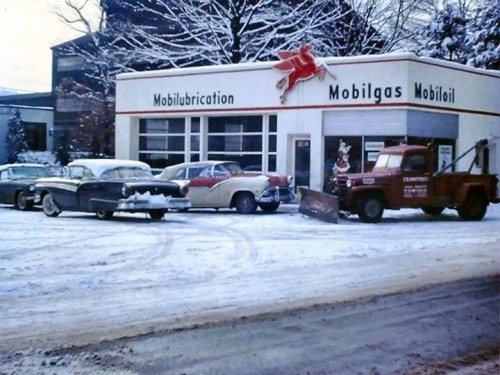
[28,184,35,192]
[287,175,293,185]
[346,179,352,188]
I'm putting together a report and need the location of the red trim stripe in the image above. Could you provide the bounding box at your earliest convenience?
[116,102,500,118]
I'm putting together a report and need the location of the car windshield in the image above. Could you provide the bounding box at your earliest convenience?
[223,163,244,174]
[10,166,50,179]
[374,154,403,169]
[100,167,153,180]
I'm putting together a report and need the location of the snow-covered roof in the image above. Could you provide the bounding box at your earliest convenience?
[68,159,151,178]
[117,52,500,81]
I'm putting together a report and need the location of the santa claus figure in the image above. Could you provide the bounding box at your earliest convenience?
[332,140,351,174]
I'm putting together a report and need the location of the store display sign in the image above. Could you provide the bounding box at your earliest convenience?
[438,145,453,172]
[365,141,385,151]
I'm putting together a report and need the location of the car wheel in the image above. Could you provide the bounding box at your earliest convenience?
[421,206,444,216]
[96,211,114,220]
[16,191,34,211]
[258,202,280,213]
[42,194,60,217]
[457,191,488,221]
[357,195,384,223]
[149,210,166,220]
[235,192,257,214]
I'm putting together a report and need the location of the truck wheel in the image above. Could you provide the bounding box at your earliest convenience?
[96,211,114,220]
[357,195,384,223]
[457,192,488,221]
[235,192,257,214]
[42,194,60,217]
[421,206,444,216]
[258,202,280,213]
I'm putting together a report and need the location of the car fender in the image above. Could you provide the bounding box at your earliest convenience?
[221,175,269,206]
[350,186,389,207]
[456,183,487,204]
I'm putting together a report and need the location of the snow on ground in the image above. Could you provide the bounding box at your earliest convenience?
[0,203,499,352]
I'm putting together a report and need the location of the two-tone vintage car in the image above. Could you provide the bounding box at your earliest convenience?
[155,161,294,214]
[35,159,191,220]
[0,163,51,210]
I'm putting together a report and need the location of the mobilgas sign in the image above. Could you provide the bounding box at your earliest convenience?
[153,91,234,107]
[329,83,402,104]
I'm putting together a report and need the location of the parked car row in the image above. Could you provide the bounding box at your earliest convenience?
[0,159,294,220]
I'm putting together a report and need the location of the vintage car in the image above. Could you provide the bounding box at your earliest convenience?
[0,163,51,210]
[35,159,191,220]
[156,160,294,213]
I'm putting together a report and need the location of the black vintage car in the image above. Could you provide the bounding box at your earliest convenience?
[0,163,51,210]
[35,159,191,220]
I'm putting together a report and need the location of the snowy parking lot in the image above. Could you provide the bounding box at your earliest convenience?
[0,203,499,352]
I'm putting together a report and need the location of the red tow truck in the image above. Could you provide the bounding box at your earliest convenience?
[326,139,499,223]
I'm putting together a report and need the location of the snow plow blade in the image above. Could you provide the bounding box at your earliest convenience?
[298,187,339,223]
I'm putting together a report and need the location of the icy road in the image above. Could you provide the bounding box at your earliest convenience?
[0,203,499,371]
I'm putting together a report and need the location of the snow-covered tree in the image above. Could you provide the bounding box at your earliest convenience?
[417,1,470,63]
[55,77,114,158]
[344,0,436,54]
[6,110,29,163]
[122,0,358,65]
[54,0,137,157]
[465,0,499,69]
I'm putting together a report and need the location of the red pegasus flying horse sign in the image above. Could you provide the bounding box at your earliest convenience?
[274,44,335,103]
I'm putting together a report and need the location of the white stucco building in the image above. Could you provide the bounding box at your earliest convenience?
[115,52,500,193]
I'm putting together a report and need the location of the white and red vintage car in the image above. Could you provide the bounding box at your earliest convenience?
[156,161,294,214]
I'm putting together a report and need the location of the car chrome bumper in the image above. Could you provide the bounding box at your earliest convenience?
[117,196,191,211]
[256,186,295,203]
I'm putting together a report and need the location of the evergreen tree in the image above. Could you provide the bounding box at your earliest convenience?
[56,129,74,166]
[466,0,500,69]
[417,1,470,63]
[6,110,29,163]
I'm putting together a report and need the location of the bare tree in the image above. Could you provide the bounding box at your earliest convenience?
[123,0,361,66]
[54,0,136,156]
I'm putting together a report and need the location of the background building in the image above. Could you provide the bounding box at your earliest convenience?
[0,104,54,163]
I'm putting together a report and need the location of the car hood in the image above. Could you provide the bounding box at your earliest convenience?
[232,173,290,186]
[8,177,39,184]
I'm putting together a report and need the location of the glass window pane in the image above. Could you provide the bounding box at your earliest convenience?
[140,119,167,133]
[139,136,166,151]
[191,135,200,152]
[191,117,200,133]
[139,153,185,169]
[269,115,277,133]
[208,136,225,152]
[268,154,276,172]
[324,136,362,176]
[243,135,262,152]
[207,154,262,170]
[268,135,276,152]
[166,118,185,134]
[208,116,262,133]
[167,136,185,152]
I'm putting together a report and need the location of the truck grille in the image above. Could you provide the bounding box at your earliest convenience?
[331,177,349,200]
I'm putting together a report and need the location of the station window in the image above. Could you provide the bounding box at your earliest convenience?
[207,115,266,171]
[138,118,185,169]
